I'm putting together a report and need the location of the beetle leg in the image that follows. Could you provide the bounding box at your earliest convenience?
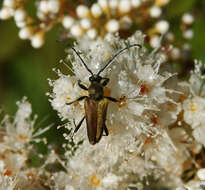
[101,78,110,86]
[103,125,109,136]
[73,116,85,133]
[66,96,87,105]
[104,96,120,102]
[78,80,88,90]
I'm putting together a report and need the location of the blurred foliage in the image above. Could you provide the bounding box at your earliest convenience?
[0,0,205,148]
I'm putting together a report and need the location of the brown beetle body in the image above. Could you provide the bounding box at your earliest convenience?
[57,39,141,145]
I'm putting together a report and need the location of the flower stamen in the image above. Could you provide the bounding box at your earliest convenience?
[90,175,101,186]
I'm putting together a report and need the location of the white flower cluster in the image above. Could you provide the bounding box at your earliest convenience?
[0,97,33,173]
[62,0,170,41]
[48,32,205,189]
[0,31,204,189]
[0,0,61,48]
[0,97,50,190]
[182,61,205,146]
[0,175,18,190]
[0,0,172,48]
[62,0,143,38]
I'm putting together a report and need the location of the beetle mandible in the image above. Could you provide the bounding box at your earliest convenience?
[57,39,141,145]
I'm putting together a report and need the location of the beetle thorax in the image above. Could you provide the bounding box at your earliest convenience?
[88,82,104,100]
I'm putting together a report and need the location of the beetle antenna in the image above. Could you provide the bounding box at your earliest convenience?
[56,39,94,75]
[97,44,142,76]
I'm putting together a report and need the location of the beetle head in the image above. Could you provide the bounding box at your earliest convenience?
[89,75,102,83]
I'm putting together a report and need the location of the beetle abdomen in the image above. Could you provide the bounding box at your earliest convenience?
[84,98,108,145]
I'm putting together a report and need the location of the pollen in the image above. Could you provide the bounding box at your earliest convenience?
[18,134,28,140]
[190,103,196,112]
[179,94,187,102]
[4,170,12,176]
[118,96,126,107]
[90,175,101,186]
[26,173,35,183]
[144,137,153,145]
[151,117,158,126]
[66,97,71,101]
[140,84,149,94]
[105,54,110,60]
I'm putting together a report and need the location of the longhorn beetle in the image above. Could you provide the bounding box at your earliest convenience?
[57,39,141,145]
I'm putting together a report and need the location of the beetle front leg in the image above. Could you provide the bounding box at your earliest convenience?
[104,96,120,103]
[101,78,110,86]
[78,80,88,91]
[66,96,87,105]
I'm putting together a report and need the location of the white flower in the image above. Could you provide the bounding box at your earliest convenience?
[3,0,15,7]
[80,18,92,30]
[131,0,141,8]
[76,5,90,18]
[0,175,17,190]
[38,1,49,13]
[0,7,13,20]
[70,24,83,37]
[87,28,97,39]
[120,16,132,29]
[0,97,51,178]
[62,16,74,29]
[1,97,34,150]
[155,20,169,34]
[98,0,108,10]
[18,27,32,39]
[118,0,131,14]
[91,3,102,18]
[14,9,26,23]
[150,35,161,48]
[31,32,44,48]
[150,6,162,18]
[183,96,205,129]
[48,0,60,14]
[183,29,194,39]
[109,0,118,9]
[197,168,205,180]
[102,173,122,188]
[182,13,194,25]
[106,19,120,33]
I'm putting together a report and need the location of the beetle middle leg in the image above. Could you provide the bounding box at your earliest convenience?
[66,96,87,105]
[103,125,109,136]
[104,96,120,102]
